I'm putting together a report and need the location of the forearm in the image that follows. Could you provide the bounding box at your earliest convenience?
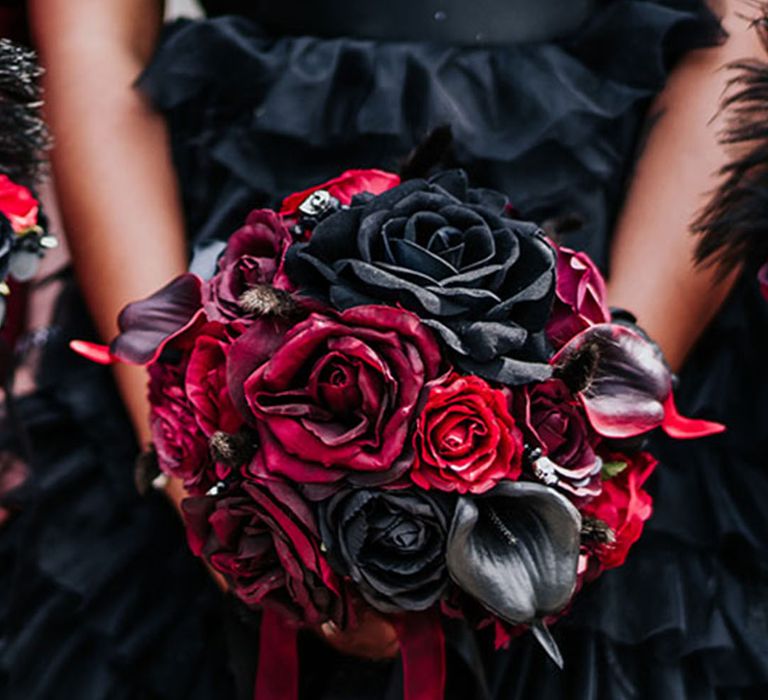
[607,2,761,371]
[29,0,187,444]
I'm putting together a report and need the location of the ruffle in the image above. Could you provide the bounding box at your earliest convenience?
[0,301,237,698]
[0,281,485,699]
[489,538,768,699]
[645,277,768,555]
[138,0,721,269]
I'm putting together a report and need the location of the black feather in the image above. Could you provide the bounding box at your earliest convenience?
[399,124,455,180]
[0,39,49,185]
[694,7,768,277]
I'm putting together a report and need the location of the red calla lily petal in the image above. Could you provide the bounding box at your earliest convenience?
[661,393,725,439]
[69,340,116,365]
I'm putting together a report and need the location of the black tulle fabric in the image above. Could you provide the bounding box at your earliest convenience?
[2,1,767,698]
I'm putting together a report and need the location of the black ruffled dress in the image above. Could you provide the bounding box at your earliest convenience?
[2,1,767,698]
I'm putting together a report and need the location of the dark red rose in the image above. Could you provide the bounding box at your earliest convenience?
[243,305,442,497]
[202,209,294,322]
[522,379,601,500]
[546,245,609,348]
[581,451,657,570]
[185,321,245,438]
[279,169,400,217]
[412,374,523,494]
[148,360,213,493]
[182,478,342,625]
[0,174,39,232]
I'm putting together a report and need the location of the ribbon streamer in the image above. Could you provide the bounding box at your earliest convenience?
[253,609,446,699]
[254,609,299,700]
[393,612,446,700]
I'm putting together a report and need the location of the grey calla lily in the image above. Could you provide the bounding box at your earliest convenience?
[445,481,581,665]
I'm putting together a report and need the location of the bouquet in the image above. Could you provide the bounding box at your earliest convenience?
[0,39,56,328]
[0,174,56,325]
[74,170,722,699]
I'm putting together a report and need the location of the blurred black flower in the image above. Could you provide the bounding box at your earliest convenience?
[0,213,14,280]
[286,170,556,385]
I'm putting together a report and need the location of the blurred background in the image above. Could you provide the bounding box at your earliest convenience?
[167,0,203,18]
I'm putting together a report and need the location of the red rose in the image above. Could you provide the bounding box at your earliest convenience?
[412,374,523,494]
[546,245,609,348]
[182,478,341,625]
[522,379,601,500]
[243,305,442,497]
[0,174,39,233]
[279,169,401,217]
[185,322,245,439]
[581,451,657,570]
[148,360,214,493]
[202,209,294,322]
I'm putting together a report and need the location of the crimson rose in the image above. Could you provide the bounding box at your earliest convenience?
[0,174,39,233]
[185,321,244,439]
[148,360,213,493]
[182,479,341,625]
[202,209,293,322]
[582,451,657,570]
[412,374,523,494]
[546,245,609,348]
[243,305,442,497]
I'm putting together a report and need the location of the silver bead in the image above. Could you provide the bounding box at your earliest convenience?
[206,481,228,497]
[151,473,170,491]
[39,235,59,249]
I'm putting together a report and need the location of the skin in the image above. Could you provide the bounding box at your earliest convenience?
[28,0,764,661]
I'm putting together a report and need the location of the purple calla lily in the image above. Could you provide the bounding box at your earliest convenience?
[552,323,723,439]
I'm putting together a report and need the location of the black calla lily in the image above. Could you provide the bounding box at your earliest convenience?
[445,481,581,666]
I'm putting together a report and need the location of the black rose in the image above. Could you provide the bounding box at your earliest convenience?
[319,489,452,613]
[286,170,556,385]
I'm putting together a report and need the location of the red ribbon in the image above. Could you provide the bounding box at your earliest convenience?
[254,608,299,700]
[253,610,445,700]
[393,612,446,700]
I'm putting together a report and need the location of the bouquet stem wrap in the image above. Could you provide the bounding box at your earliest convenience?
[254,611,445,700]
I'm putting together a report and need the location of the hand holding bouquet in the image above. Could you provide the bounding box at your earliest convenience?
[75,169,722,699]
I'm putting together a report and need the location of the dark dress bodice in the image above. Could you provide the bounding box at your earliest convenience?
[199,0,599,44]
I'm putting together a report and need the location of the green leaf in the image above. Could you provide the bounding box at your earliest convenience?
[601,460,628,480]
